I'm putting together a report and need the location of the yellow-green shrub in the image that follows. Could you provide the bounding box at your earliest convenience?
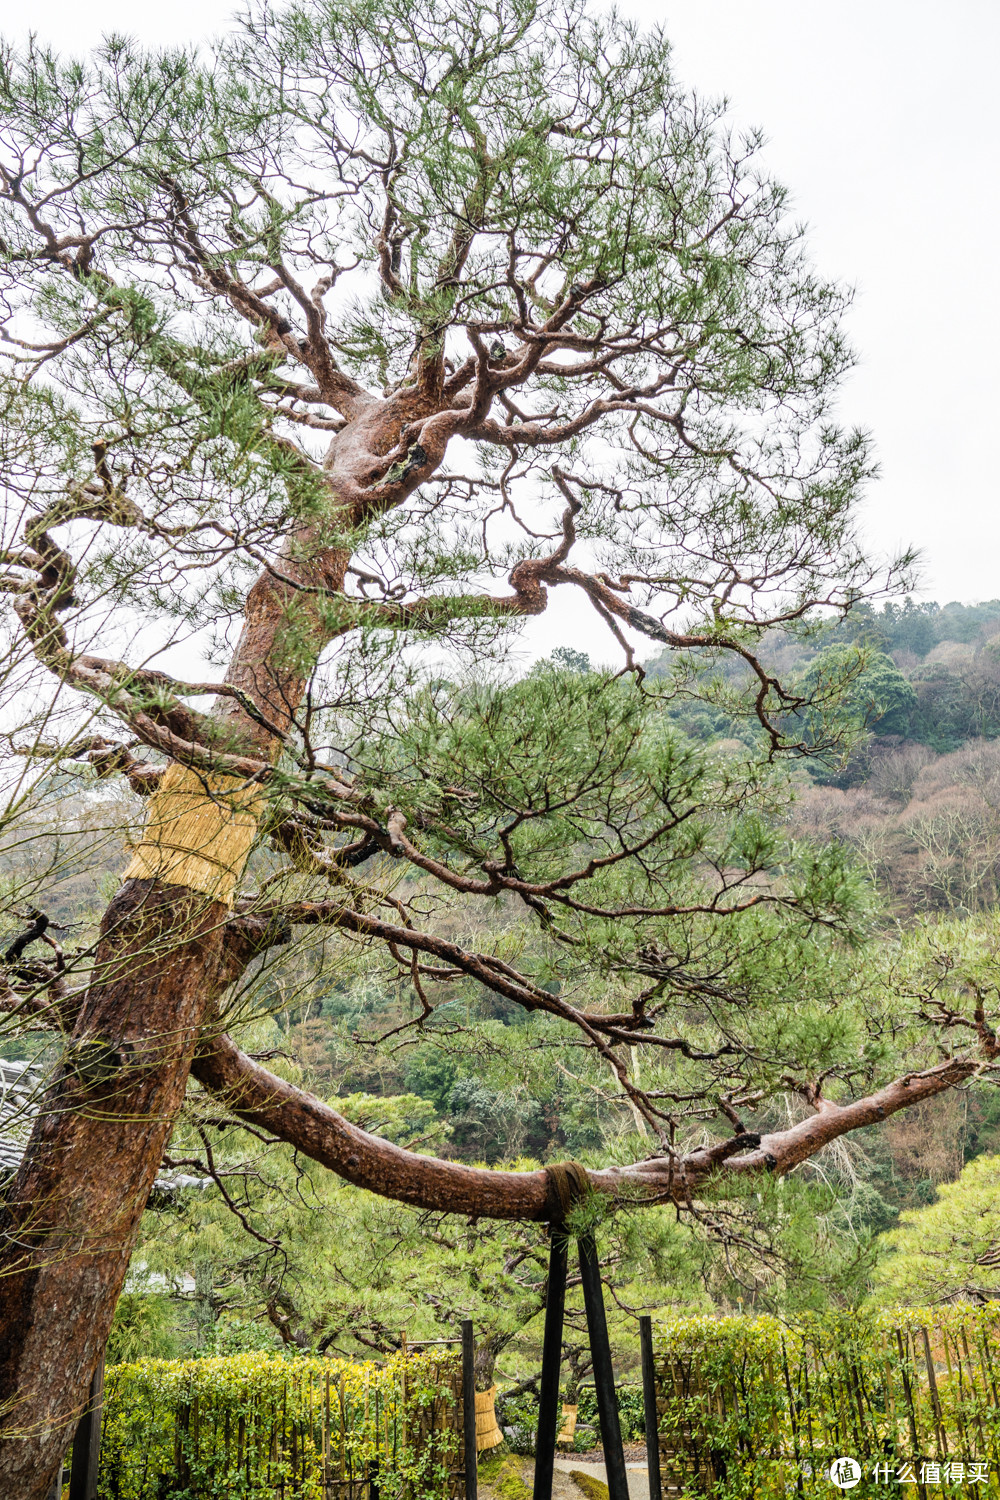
[99,1350,460,1499]
[652,1306,1000,1498]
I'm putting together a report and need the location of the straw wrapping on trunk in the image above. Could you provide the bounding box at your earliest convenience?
[122,763,264,904]
[475,1387,503,1452]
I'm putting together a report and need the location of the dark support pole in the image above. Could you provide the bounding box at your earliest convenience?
[68,1354,105,1500]
[370,1389,380,1500]
[639,1315,663,1500]
[578,1233,629,1500]
[462,1319,478,1500]
[533,1229,569,1500]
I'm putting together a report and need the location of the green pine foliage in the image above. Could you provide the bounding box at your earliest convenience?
[873,1155,1000,1306]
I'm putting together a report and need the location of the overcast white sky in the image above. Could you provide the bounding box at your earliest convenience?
[6,0,999,662]
[640,0,1000,610]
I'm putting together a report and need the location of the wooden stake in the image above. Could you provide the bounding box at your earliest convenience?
[639,1316,663,1500]
[67,1354,104,1500]
[578,1232,629,1500]
[533,1230,569,1500]
[920,1326,948,1459]
[462,1320,478,1500]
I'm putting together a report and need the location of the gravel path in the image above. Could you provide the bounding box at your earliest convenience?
[554,1456,653,1500]
[479,1452,654,1500]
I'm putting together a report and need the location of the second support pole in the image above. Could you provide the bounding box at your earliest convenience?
[532,1230,569,1500]
[578,1233,629,1500]
[462,1319,478,1500]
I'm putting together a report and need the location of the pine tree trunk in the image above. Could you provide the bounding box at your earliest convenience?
[0,443,364,1495]
[0,879,227,1495]
[474,1333,511,1392]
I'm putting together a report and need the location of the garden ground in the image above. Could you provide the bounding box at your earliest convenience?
[480,1450,653,1499]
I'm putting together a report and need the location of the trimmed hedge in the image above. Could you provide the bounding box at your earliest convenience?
[98,1350,462,1498]
[653,1306,1000,1498]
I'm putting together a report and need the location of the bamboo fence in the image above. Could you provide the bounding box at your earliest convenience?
[98,1351,466,1500]
[653,1307,1000,1497]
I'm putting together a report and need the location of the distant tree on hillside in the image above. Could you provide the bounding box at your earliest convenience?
[795,645,916,785]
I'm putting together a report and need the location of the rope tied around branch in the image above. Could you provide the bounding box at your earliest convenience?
[544,1159,590,1226]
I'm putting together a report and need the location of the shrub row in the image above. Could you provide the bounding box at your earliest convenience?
[652,1305,1000,1498]
[98,1349,462,1499]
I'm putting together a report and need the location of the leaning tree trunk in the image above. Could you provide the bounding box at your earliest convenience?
[0,879,229,1494]
[0,398,394,1496]
[0,764,270,1498]
[0,581,312,1495]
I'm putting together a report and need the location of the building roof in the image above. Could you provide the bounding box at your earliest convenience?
[0,1059,211,1193]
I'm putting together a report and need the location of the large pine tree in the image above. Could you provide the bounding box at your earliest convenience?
[0,1,985,1489]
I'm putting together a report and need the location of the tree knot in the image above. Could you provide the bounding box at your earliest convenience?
[65,1037,133,1091]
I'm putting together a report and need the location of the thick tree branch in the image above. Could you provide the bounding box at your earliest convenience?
[191,1035,980,1218]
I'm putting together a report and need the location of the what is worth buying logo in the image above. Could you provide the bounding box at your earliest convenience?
[823,1455,991,1487]
[828,1457,862,1490]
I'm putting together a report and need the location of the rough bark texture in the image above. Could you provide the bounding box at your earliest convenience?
[192,1033,977,1212]
[0,880,227,1493]
[0,426,382,1496]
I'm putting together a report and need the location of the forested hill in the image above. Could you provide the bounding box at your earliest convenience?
[796,597,1000,753]
[641,599,1000,922]
[646,597,1000,760]
[835,598,1000,662]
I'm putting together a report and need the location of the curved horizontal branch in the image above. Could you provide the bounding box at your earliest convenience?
[190,1032,979,1221]
[695,1056,980,1180]
[191,1028,556,1219]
